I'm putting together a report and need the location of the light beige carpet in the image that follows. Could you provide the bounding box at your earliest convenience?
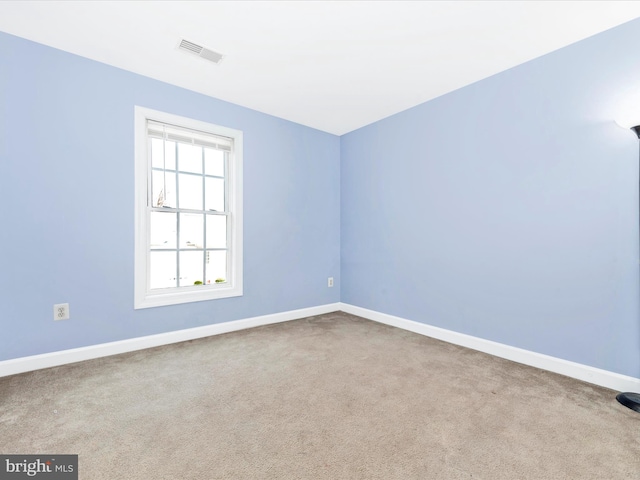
[1,311,639,479]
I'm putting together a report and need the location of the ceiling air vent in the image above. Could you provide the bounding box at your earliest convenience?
[178,39,224,65]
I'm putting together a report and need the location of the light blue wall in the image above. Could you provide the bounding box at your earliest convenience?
[341,19,640,378]
[0,32,340,361]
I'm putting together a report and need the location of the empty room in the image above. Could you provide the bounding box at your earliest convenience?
[2,1,640,478]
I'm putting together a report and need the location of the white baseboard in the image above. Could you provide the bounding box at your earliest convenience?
[339,302,640,393]
[5,301,639,393]
[0,303,341,378]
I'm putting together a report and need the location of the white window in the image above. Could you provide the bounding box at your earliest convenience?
[134,107,243,309]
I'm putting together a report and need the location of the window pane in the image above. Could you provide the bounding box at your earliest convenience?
[165,141,176,170]
[206,215,227,249]
[178,174,203,210]
[205,177,225,212]
[150,251,177,289]
[178,143,202,174]
[180,213,204,249]
[151,138,176,170]
[206,250,227,284]
[179,251,204,286]
[150,211,176,249]
[152,170,176,208]
[204,148,225,177]
[151,138,163,169]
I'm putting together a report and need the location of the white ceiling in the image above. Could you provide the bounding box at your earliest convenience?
[2,1,640,135]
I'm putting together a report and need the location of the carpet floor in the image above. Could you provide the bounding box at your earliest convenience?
[1,311,639,479]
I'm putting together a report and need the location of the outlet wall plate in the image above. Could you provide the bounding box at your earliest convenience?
[54,303,70,321]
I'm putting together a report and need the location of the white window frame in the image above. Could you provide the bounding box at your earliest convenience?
[134,106,243,309]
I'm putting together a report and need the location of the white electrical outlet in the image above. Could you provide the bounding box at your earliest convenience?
[328,277,334,287]
[54,303,70,321]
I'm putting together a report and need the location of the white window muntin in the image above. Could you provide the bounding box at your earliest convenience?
[149,130,229,289]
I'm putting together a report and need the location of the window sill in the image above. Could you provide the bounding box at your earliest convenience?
[134,284,243,309]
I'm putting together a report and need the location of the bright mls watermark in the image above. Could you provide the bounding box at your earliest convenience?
[0,456,77,479]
